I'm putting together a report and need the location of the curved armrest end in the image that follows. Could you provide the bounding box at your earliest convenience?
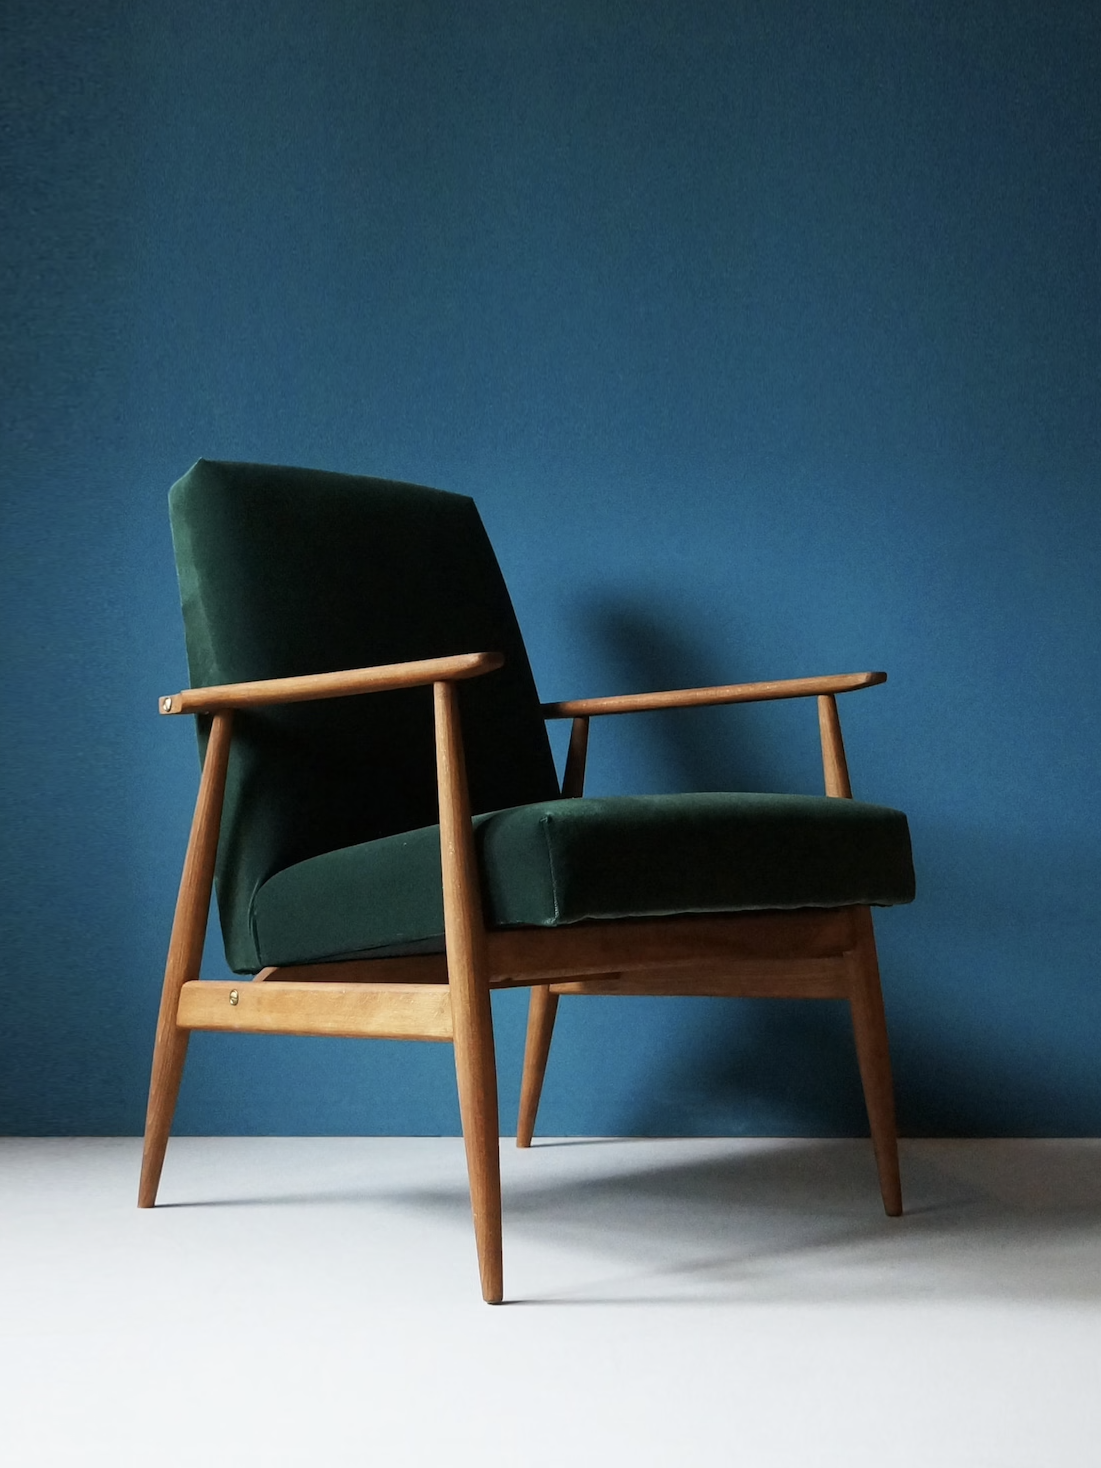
[160,650,505,715]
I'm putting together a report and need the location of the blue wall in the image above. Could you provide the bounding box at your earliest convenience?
[3,1,1099,1137]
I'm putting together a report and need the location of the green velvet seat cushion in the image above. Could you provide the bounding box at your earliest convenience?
[250,792,915,968]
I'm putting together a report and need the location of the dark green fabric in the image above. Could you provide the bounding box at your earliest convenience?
[251,793,916,967]
[170,461,560,972]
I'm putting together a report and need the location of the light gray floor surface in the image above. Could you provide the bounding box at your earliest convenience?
[2,1137,1100,1466]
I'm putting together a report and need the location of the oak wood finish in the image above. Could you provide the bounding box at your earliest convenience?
[517,909,903,1217]
[818,693,854,799]
[515,985,560,1147]
[177,980,453,1041]
[159,650,503,715]
[242,914,857,993]
[141,650,497,1215]
[252,955,449,986]
[434,679,504,1304]
[549,958,848,998]
[513,909,859,1142]
[138,711,233,1208]
[541,670,885,721]
[846,908,903,1216]
[492,909,857,984]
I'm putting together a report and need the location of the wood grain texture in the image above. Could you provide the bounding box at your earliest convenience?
[177,980,453,1040]
[160,651,503,715]
[488,908,858,983]
[252,955,448,985]
[846,907,903,1217]
[550,958,848,997]
[138,711,233,1208]
[818,693,853,798]
[434,679,503,1303]
[542,670,886,720]
[515,986,560,1147]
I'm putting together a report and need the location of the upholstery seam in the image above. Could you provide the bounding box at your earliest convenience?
[538,809,562,923]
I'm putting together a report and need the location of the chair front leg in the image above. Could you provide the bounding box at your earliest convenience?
[847,907,903,1216]
[434,681,503,1303]
[139,712,233,1208]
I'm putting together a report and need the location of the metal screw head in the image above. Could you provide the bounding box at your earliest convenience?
[162,697,173,712]
[229,989,239,1006]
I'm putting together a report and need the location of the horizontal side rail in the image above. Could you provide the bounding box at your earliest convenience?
[550,958,848,998]
[176,980,453,1041]
[487,909,859,983]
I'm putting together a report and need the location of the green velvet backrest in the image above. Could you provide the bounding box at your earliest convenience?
[169,460,561,972]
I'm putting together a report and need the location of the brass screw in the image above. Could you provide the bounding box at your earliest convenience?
[229,989,239,1006]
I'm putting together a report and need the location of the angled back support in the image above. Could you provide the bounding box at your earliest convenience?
[169,460,559,972]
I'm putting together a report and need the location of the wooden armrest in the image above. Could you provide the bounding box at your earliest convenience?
[541,670,886,720]
[159,651,504,715]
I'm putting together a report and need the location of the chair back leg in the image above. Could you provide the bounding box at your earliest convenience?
[847,907,903,1216]
[516,985,559,1147]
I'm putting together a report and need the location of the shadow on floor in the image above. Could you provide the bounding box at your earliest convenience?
[163,1138,1101,1306]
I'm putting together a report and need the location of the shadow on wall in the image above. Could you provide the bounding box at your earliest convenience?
[551,596,1101,1139]
[609,821,1101,1139]
[573,592,812,795]
[614,992,1026,1140]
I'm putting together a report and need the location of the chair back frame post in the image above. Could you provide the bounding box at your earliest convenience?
[433,680,504,1303]
[517,709,591,1143]
[561,715,590,799]
[139,711,234,1207]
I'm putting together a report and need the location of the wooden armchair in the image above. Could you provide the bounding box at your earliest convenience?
[141,460,915,1303]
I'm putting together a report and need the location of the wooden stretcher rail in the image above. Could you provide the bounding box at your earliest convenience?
[550,958,849,998]
[254,955,449,985]
[245,912,861,994]
[176,980,454,1041]
[486,909,859,982]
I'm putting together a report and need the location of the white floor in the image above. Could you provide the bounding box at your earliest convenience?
[2,1138,1100,1466]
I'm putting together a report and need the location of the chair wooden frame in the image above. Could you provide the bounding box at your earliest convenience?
[140,657,901,1304]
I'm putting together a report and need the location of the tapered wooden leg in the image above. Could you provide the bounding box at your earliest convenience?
[139,711,233,1209]
[138,1025,190,1207]
[435,681,504,1303]
[847,908,903,1217]
[516,986,558,1148]
[452,979,504,1304]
